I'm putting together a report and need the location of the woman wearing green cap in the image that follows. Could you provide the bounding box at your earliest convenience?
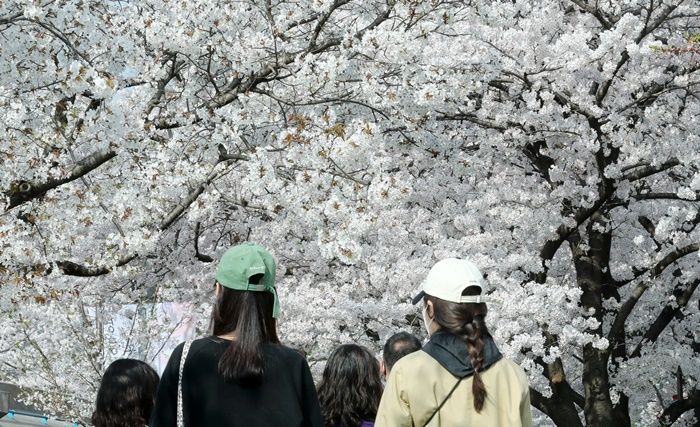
[151,244,323,427]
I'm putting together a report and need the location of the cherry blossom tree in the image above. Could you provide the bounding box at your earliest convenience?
[1,0,699,425]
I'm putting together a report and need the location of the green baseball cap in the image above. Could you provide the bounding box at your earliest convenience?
[215,243,279,317]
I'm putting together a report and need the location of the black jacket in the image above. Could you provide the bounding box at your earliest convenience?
[150,337,323,427]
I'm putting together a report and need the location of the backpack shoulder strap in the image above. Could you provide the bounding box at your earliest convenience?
[422,377,463,427]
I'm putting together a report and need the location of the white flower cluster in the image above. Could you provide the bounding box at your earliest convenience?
[1,0,699,425]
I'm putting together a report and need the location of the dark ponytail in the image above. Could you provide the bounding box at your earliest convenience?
[427,286,489,412]
[212,275,279,386]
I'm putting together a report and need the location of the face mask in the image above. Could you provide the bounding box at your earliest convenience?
[422,304,434,339]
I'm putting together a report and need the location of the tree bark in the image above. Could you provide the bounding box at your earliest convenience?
[630,278,700,358]
[570,214,631,427]
[530,387,584,427]
[658,389,700,426]
[530,341,584,426]
[4,148,116,210]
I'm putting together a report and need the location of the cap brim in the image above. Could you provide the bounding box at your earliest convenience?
[411,290,426,305]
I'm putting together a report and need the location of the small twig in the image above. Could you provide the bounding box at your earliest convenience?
[649,380,666,408]
[194,222,214,262]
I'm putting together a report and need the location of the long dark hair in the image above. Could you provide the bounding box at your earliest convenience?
[317,344,383,427]
[92,359,160,427]
[212,274,279,386]
[426,286,489,412]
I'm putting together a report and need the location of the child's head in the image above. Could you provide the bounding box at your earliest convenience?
[318,344,383,427]
[92,359,160,427]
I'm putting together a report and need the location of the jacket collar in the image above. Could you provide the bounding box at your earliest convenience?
[422,331,502,378]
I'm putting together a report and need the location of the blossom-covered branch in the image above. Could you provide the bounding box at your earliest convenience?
[609,242,700,345]
[4,148,116,210]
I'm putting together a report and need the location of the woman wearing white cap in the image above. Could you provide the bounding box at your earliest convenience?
[375,258,532,427]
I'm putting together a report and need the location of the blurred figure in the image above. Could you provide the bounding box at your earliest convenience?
[318,344,383,427]
[92,358,160,427]
[381,332,421,378]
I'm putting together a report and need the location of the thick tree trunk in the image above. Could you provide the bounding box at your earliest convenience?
[581,345,617,426]
[571,214,631,427]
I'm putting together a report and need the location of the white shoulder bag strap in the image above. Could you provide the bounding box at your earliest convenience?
[177,340,193,427]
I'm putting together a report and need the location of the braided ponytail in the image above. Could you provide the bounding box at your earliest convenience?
[464,316,487,412]
[427,286,489,413]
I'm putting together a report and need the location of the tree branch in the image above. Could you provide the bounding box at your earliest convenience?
[630,192,699,202]
[568,0,613,29]
[52,150,247,276]
[535,355,586,409]
[194,222,213,262]
[327,157,370,186]
[56,254,138,277]
[629,278,700,358]
[155,1,395,130]
[159,161,233,231]
[638,215,657,238]
[658,390,700,427]
[622,158,680,181]
[637,215,662,251]
[536,193,614,282]
[523,140,555,185]
[4,148,117,210]
[144,53,185,120]
[435,112,508,131]
[642,1,687,43]
[529,387,551,416]
[609,242,700,345]
[308,0,352,49]
[596,51,630,105]
[595,1,686,106]
[529,387,585,427]
[24,18,93,66]
[607,191,699,209]
[0,11,22,26]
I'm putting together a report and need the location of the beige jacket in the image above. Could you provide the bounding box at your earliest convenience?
[375,350,533,427]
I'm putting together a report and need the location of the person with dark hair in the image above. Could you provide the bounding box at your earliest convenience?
[92,358,160,427]
[317,344,383,427]
[150,243,323,427]
[381,332,421,378]
[375,258,532,427]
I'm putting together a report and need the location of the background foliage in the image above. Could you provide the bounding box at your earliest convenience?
[1,0,699,425]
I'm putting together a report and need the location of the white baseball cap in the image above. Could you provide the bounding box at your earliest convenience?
[412,258,488,305]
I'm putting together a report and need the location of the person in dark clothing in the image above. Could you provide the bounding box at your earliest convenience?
[381,332,421,378]
[317,344,383,427]
[150,243,323,427]
[92,358,160,427]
